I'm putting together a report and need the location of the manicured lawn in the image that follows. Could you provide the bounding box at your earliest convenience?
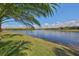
[0,32,79,56]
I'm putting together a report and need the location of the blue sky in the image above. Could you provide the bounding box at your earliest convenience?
[2,3,79,28]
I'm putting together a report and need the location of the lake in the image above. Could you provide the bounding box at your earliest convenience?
[7,30,79,49]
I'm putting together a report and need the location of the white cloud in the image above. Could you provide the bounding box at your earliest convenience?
[57,20,79,27]
[2,19,79,28]
[44,23,49,26]
[2,24,26,28]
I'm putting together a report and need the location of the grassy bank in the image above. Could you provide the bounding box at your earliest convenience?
[3,28,79,32]
[47,29,79,32]
[0,32,79,56]
[59,29,79,32]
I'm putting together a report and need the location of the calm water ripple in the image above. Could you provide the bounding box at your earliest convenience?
[7,30,79,48]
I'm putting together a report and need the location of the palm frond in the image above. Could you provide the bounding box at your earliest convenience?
[0,3,59,28]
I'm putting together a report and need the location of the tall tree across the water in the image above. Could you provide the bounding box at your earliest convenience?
[0,3,58,32]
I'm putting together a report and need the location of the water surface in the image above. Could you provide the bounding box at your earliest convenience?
[7,30,79,49]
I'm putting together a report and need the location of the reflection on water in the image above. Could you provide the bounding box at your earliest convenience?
[7,30,79,48]
[26,30,79,47]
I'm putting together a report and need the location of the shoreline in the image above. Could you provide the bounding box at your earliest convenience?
[1,31,79,55]
[3,29,79,32]
[59,29,79,32]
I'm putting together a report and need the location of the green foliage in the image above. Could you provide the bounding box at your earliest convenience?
[0,34,31,56]
[0,33,79,56]
[0,3,58,28]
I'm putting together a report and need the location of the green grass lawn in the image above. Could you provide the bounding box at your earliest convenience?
[0,31,79,56]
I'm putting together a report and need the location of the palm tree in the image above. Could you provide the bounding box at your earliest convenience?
[0,3,58,32]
